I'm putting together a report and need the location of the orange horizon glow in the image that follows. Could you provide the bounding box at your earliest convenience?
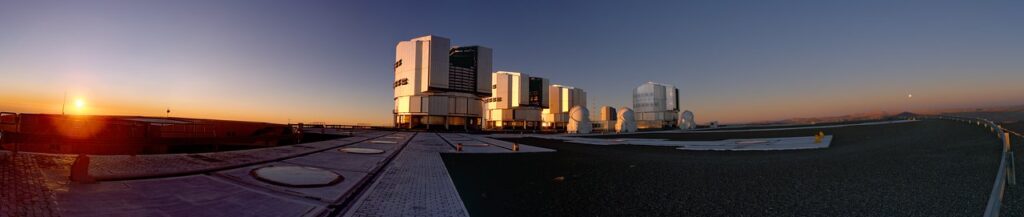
[0,89,393,125]
[2,84,1023,126]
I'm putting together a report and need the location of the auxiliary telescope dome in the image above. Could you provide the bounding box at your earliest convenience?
[616,107,637,133]
[567,106,592,134]
[679,110,696,130]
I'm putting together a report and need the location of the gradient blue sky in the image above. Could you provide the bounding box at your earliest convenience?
[1,0,1022,124]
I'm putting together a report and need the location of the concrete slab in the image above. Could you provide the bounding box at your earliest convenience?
[284,151,387,173]
[342,133,414,153]
[460,134,555,153]
[437,134,509,153]
[55,175,325,217]
[86,131,396,180]
[339,147,386,154]
[344,142,403,153]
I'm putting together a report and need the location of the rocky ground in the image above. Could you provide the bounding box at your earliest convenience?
[443,120,1001,217]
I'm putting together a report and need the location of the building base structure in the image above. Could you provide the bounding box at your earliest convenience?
[484,107,543,130]
[394,114,481,130]
[394,93,484,130]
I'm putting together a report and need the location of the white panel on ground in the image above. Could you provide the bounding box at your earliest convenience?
[531,135,833,151]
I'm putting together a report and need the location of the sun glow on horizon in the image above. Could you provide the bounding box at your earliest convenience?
[72,98,86,114]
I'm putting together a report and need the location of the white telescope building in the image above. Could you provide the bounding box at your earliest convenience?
[484,71,550,129]
[633,82,680,129]
[542,85,587,129]
[595,106,617,132]
[393,35,492,129]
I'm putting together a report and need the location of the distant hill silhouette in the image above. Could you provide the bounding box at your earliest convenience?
[752,104,1024,125]
[750,111,893,125]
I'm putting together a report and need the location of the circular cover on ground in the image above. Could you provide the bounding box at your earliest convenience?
[339,147,385,154]
[250,166,343,188]
[369,140,398,144]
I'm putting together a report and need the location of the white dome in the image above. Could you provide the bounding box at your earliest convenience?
[616,107,637,133]
[569,106,589,122]
[679,110,696,130]
[567,106,592,134]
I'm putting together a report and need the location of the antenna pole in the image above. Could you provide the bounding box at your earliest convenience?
[61,91,67,115]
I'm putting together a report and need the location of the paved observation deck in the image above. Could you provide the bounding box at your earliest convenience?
[1,130,551,217]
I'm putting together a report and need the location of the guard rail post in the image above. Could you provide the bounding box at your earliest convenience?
[1006,133,1016,186]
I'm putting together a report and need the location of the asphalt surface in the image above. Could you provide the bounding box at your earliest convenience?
[443,120,1001,217]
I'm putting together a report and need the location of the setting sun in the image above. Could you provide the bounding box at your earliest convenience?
[71,98,87,115]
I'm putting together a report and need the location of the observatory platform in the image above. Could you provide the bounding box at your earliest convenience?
[0,129,550,217]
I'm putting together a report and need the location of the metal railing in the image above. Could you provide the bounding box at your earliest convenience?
[932,116,1018,217]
